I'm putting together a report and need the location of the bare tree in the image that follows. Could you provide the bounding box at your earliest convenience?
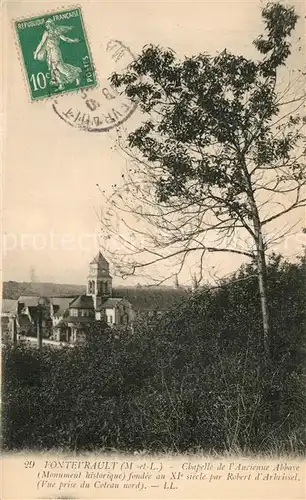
[99,3,306,357]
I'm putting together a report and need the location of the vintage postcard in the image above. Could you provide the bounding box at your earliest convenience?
[1,0,305,499]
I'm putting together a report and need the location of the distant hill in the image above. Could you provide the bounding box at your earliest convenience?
[3,281,86,300]
[2,281,189,311]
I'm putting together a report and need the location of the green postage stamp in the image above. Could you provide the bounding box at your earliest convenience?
[15,7,97,101]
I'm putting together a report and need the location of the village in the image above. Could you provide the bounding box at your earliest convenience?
[1,251,188,347]
[2,252,142,347]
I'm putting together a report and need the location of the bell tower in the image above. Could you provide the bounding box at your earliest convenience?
[87,252,112,309]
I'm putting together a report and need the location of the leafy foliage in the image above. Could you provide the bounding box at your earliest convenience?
[110,3,304,213]
[103,2,306,354]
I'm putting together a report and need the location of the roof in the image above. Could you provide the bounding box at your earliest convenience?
[69,295,94,309]
[99,298,124,309]
[17,295,40,307]
[2,299,17,314]
[50,297,76,317]
[90,252,109,267]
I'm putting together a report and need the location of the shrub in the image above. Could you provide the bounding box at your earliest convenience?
[2,254,305,454]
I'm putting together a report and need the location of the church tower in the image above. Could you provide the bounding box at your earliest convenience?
[87,252,112,310]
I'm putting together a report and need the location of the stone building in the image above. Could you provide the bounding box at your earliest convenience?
[52,252,134,343]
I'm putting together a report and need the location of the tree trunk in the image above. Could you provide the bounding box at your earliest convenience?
[247,188,271,359]
[37,308,42,351]
[255,230,270,359]
[243,161,271,358]
[12,316,17,346]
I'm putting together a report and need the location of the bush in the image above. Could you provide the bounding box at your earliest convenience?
[2,254,306,454]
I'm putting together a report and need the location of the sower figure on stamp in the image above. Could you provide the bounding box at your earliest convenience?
[34,18,82,90]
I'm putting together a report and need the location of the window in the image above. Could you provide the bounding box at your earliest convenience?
[88,280,96,294]
[108,315,113,324]
[70,308,78,317]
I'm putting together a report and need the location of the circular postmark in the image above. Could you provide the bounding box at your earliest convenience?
[52,40,137,132]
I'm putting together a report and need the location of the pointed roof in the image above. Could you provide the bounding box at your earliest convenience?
[100,298,123,309]
[50,297,76,317]
[90,252,109,267]
[69,295,94,309]
[17,295,40,307]
[96,298,132,311]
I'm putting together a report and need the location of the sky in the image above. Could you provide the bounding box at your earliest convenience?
[2,0,305,286]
